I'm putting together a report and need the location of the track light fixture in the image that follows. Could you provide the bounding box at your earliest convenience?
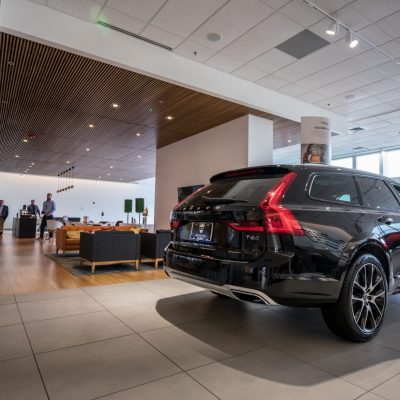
[346,30,358,48]
[326,21,337,36]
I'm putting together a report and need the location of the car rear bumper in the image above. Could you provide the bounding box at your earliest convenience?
[164,245,342,306]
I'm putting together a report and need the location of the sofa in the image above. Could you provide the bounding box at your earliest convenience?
[79,231,141,273]
[56,225,146,255]
[140,230,172,268]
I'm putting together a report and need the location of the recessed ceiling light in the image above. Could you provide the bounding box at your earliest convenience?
[288,139,292,143]
[22,139,28,143]
[86,148,90,151]
[138,155,142,158]
[166,115,174,120]
[31,163,35,165]
[66,161,70,164]
[107,173,111,176]
[136,132,141,136]
[110,166,113,169]
[7,61,14,66]
[207,32,222,42]
[98,176,102,179]
[88,124,95,128]
[111,103,120,109]
[15,155,19,158]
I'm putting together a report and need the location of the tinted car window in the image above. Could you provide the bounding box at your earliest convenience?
[310,174,359,205]
[177,175,285,208]
[357,177,400,211]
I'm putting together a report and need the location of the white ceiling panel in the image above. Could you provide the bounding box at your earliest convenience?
[332,5,371,30]
[379,40,400,58]
[205,53,243,72]
[232,64,267,81]
[357,24,393,46]
[221,33,272,63]
[331,104,356,115]
[362,79,400,95]
[313,0,353,14]
[297,91,326,103]
[248,48,296,73]
[376,61,400,78]
[31,0,47,4]
[345,110,371,121]
[274,60,317,82]
[175,0,227,16]
[342,68,388,88]
[98,7,147,34]
[279,0,323,28]
[47,0,103,22]
[141,24,184,48]
[388,98,400,108]
[174,40,215,62]
[361,102,397,115]
[259,0,290,10]
[355,49,389,67]
[105,0,165,22]
[151,0,216,37]
[315,81,356,98]
[323,58,370,80]
[376,11,400,38]
[257,74,290,89]
[314,97,346,109]
[352,0,400,23]
[247,12,303,49]
[279,82,309,96]
[189,18,243,51]
[210,0,274,33]
[350,96,383,110]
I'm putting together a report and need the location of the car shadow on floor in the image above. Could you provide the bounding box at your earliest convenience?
[154,290,400,388]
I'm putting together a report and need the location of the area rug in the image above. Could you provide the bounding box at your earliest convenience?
[46,253,160,276]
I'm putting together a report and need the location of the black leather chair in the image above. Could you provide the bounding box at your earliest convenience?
[140,230,172,268]
[79,231,140,273]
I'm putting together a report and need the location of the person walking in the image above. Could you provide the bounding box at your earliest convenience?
[0,200,9,235]
[39,193,56,240]
[27,200,41,218]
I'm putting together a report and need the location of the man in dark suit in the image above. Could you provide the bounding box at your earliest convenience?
[0,200,9,235]
[27,200,40,218]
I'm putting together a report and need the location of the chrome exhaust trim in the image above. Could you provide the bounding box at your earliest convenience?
[164,266,277,305]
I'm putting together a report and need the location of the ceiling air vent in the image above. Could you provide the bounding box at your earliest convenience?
[96,21,173,51]
[348,127,366,133]
[276,30,329,59]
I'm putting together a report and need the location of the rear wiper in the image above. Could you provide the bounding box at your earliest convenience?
[201,196,248,204]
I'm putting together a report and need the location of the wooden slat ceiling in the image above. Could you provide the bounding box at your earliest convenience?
[0,32,282,182]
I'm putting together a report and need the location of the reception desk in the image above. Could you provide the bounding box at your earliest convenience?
[12,217,37,238]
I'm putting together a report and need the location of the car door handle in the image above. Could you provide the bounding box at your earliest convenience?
[378,216,393,225]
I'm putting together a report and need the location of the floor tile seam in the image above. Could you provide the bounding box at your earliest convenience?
[366,368,400,394]
[15,292,94,305]
[14,300,51,400]
[0,321,24,328]
[22,308,108,325]
[353,390,387,400]
[0,352,36,365]
[90,371,189,400]
[31,332,137,357]
[182,370,222,400]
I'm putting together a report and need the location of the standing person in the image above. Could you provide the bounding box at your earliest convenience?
[27,200,40,218]
[142,206,148,227]
[39,193,56,240]
[0,200,9,235]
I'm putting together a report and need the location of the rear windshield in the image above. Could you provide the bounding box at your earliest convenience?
[177,174,286,208]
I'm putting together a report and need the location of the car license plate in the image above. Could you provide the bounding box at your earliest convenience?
[190,222,214,242]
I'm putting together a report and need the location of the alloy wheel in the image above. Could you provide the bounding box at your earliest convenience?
[351,263,386,333]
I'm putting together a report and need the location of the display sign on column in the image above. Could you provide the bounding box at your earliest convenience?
[300,116,331,165]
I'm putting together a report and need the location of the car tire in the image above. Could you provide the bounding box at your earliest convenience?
[321,254,388,342]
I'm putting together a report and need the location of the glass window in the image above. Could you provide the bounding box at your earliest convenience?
[357,177,400,211]
[331,157,353,169]
[310,174,360,205]
[356,153,380,174]
[384,149,400,178]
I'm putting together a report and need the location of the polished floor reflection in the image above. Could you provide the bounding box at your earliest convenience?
[1,278,400,399]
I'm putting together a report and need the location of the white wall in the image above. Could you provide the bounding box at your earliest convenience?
[154,116,250,229]
[248,115,273,167]
[0,172,155,229]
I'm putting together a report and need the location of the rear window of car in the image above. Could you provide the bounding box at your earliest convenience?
[310,174,360,205]
[357,177,400,211]
[176,174,286,208]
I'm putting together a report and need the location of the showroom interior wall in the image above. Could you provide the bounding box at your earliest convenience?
[0,172,155,229]
[154,115,273,229]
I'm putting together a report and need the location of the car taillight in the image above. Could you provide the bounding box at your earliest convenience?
[259,172,304,236]
[170,219,181,230]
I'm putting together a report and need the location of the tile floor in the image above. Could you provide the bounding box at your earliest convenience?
[1,278,400,399]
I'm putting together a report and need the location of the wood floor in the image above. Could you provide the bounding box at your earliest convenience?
[0,232,167,296]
